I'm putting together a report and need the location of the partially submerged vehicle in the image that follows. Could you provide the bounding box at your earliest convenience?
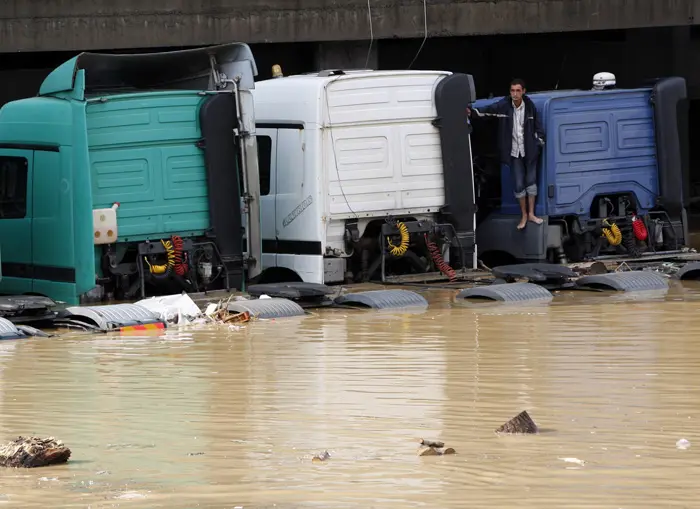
[251,68,478,285]
[250,68,697,287]
[0,43,263,305]
[0,49,449,328]
[0,53,697,319]
[470,73,692,267]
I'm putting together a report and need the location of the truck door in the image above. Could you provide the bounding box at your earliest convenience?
[0,149,33,295]
[256,128,278,271]
[275,127,320,282]
[31,149,85,303]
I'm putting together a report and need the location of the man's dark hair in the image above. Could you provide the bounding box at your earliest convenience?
[510,78,526,90]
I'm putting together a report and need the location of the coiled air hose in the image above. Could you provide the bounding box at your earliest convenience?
[622,223,642,257]
[145,238,176,275]
[631,215,648,241]
[171,235,189,276]
[424,234,457,282]
[387,220,409,257]
[602,219,622,246]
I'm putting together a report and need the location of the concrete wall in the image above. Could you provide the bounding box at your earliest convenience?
[0,0,697,53]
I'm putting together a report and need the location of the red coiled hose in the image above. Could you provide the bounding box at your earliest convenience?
[171,235,189,276]
[424,234,457,282]
[632,215,648,241]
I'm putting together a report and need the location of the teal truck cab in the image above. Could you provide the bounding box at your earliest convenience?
[0,43,263,305]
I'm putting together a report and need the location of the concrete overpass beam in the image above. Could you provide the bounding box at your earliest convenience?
[0,0,697,53]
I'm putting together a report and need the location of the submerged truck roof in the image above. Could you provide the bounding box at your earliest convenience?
[252,70,452,127]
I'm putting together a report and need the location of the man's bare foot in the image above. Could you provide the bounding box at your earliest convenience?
[517,217,527,230]
[528,214,543,225]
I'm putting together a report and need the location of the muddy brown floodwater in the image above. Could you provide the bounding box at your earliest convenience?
[1,281,700,508]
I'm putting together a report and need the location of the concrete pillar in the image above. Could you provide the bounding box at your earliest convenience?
[314,41,378,71]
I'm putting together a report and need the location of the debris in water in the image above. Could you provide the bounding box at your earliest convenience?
[204,295,252,325]
[496,410,539,434]
[569,261,607,275]
[135,293,202,325]
[676,438,691,450]
[558,457,585,466]
[312,450,330,463]
[116,491,147,500]
[136,293,252,327]
[417,438,457,456]
[0,436,71,468]
[420,439,444,448]
[418,446,440,456]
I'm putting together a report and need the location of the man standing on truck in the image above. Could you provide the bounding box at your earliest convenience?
[468,79,545,230]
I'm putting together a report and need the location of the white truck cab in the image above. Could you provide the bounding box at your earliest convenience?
[252,68,477,285]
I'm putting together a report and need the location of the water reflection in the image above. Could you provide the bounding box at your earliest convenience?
[0,283,698,507]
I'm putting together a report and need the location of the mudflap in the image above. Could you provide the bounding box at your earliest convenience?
[433,73,477,269]
[0,295,57,325]
[652,77,690,245]
[198,93,245,290]
[491,262,577,290]
[476,213,548,263]
[247,282,334,308]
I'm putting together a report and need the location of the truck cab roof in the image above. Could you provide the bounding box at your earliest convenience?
[252,69,452,127]
[472,85,653,111]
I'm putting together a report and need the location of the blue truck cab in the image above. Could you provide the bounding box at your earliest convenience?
[470,77,689,265]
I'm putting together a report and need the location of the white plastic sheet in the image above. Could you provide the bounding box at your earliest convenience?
[135,293,203,325]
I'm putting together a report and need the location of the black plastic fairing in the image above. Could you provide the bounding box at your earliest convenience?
[198,93,245,289]
[433,73,477,266]
[652,77,689,225]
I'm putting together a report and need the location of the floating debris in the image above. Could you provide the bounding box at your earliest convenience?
[0,436,71,468]
[496,410,539,434]
[418,446,440,456]
[312,450,330,463]
[676,438,691,450]
[558,457,585,466]
[205,296,252,325]
[420,439,444,448]
[115,491,147,500]
[569,261,608,275]
[417,438,456,456]
[136,293,252,327]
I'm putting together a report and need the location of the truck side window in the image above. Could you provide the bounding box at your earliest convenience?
[0,156,28,219]
[257,135,272,196]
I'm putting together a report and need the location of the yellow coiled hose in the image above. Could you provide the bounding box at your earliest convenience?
[602,219,622,246]
[387,220,410,257]
[145,239,176,275]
